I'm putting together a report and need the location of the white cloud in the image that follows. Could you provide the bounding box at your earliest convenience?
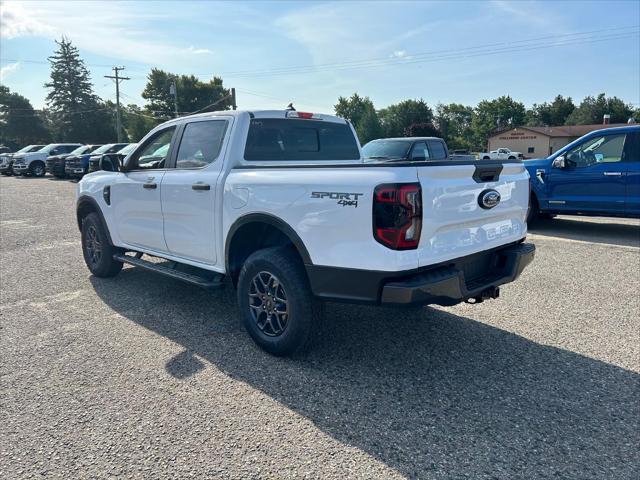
[0,1,216,66]
[185,46,213,55]
[0,61,20,80]
[391,50,407,59]
[0,1,52,38]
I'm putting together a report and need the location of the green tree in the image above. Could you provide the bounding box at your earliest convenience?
[434,103,474,150]
[334,93,381,144]
[378,99,433,137]
[403,122,441,138]
[44,37,114,142]
[141,69,230,119]
[471,96,526,150]
[525,95,575,126]
[564,93,633,125]
[122,104,162,142]
[0,86,51,147]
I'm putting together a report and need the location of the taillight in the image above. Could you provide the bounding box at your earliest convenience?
[373,183,422,250]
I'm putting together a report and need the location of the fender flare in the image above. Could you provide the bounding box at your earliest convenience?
[76,195,114,245]
[225,213,313,271]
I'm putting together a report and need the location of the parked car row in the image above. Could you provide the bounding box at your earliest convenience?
[0,143,137,179]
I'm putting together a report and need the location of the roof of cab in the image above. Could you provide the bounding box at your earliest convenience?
[158,110,349,127]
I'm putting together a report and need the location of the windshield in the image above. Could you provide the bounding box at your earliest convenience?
[362,140,411,160]
[118,143,138,155]
[70,145,89,155]
[17,145,41,153]
[92,144,116,154]
[41,144,60,154]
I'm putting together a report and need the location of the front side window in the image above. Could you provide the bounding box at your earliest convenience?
[566,134,626,168]
[244,119,359,161]
[129,128,176,170]
[176,120,227,168]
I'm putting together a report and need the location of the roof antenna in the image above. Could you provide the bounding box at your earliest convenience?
[286,103,296,111]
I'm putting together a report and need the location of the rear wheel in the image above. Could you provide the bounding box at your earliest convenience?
[81,212,123,277]
[526,194,539,225]
[30,161,46,177]
[482,156,490,160]
[237,247,320,356]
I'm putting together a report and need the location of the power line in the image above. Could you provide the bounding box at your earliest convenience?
[219,30,640,79]
[211,25,640,77]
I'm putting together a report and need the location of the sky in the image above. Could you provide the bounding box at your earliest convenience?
[1,0,639,113]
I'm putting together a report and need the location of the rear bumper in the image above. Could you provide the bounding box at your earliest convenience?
[306,241,535,306]
[381,243,535,305]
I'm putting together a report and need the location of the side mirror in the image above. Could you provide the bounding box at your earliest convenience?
[99,155,118,172]
[552,155,566,169]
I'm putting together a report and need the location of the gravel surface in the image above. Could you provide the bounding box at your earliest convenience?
[1,175,639,479]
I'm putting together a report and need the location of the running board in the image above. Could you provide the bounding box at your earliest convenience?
[113,253,224,289]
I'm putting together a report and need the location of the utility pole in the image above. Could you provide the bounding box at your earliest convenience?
[169,78,178,118]
[104,67,130,142]
[231,88,237,110]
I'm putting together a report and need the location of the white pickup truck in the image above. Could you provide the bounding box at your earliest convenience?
[76,110,535,356]
[13,143,83,177]
[479,147,523,161]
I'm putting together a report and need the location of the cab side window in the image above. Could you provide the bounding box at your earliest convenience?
[566,134,626,168]
[427,140,447,160]
[128,127,176,170]
[176,120,228,168]
[410,142,430,161]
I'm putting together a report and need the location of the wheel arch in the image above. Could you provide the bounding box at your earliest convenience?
[225,213,312,285]
[76,195,114,245]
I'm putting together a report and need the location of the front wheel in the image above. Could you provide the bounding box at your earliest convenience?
[237,247,320,356]
[30,162,46,177]
[81,212,123,277]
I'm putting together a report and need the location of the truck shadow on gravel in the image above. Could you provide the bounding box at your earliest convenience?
[530,217,640,248]
[91,269,639,479]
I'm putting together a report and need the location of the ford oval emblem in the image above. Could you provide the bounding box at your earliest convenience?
[478,189,501,209]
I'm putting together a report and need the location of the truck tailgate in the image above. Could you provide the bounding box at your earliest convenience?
[416,162,529,268]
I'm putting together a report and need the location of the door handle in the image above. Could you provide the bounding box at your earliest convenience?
[143,183,157,189]
[603,172,622,176]
[192,183,210,191]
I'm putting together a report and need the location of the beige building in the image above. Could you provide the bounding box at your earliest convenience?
[487,123,629,158]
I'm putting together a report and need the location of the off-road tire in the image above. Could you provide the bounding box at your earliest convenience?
[526,194,539,225]
[81,212,123,277]
[237,246,321,356]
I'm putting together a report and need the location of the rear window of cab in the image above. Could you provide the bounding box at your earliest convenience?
[244,118,360,161]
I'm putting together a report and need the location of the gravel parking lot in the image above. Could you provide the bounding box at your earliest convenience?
[1,175,639,479]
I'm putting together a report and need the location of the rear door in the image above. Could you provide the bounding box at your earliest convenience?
[416,161,529,267]
[160,117,231,265]
[545,132,628,214]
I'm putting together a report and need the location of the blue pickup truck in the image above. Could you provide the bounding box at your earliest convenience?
[525,125,640,223]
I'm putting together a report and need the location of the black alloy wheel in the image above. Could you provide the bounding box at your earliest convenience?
[249,271,289,337]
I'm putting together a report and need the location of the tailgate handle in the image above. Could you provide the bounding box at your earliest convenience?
[473,164,503,183]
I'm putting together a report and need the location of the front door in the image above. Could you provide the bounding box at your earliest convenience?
[111,126,177,252]
[625,132,640,216]
[546,132,628,214]
[160,117,231,265]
